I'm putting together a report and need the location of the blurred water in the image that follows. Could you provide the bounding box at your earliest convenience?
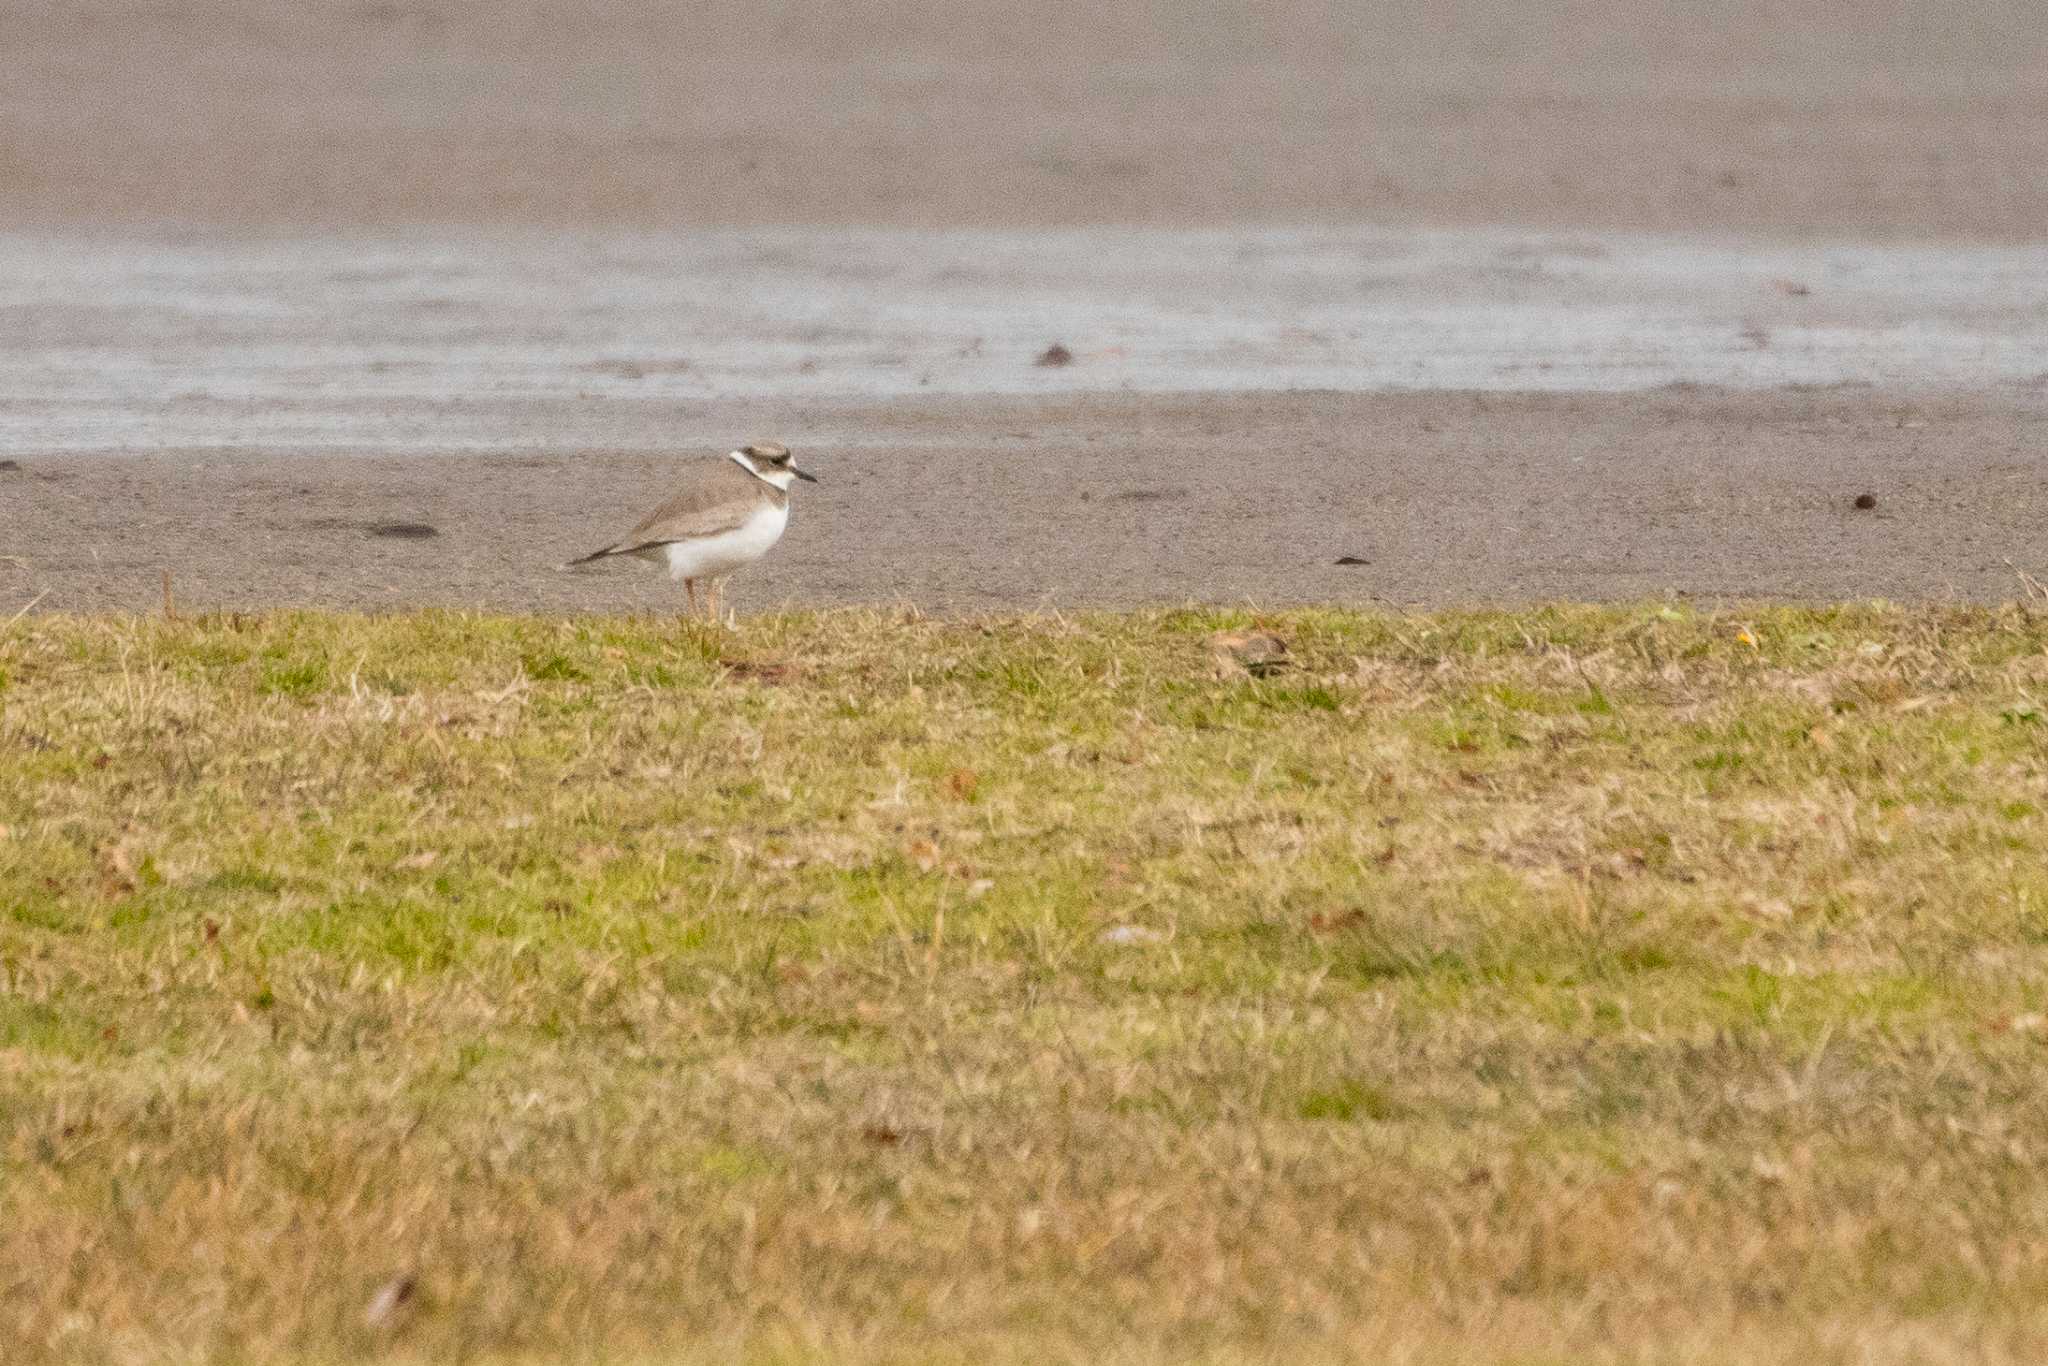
[2,228,2043,453]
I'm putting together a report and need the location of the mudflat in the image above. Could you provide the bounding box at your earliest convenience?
[8,388,2045,614]
[5,1,2046,237]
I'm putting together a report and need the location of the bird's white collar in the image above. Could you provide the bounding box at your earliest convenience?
[730,450,794,491]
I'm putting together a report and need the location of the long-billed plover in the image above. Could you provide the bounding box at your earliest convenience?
[568,441,817,619]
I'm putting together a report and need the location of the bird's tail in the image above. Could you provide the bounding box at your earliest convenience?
[558,546,617,570]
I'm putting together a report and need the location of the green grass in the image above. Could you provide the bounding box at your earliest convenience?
[4,603,2048,1364]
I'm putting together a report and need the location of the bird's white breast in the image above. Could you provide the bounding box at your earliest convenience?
[661,502,789,580]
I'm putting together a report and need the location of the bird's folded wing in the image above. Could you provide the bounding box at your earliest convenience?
[598,489,758,555]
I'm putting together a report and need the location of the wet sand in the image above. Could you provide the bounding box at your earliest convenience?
[5,229,2047,459]
[10,388,2046,614]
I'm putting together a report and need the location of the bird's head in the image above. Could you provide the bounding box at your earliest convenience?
[735,441,817,489]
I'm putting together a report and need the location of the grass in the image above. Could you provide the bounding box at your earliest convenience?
[3,601,2048,1364]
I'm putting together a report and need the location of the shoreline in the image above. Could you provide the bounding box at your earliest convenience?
[6,228,2047,462]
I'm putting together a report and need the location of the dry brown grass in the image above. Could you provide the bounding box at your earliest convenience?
[4,604,2048,1364]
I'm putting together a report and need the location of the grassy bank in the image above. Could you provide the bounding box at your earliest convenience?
[4,604,2048,1364]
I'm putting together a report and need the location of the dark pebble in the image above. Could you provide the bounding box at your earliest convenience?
[1035,343,1074,367]
[0,460,20,472]
[1334,555,1372,566]
[371,523,440,540]
[1853,493,1878,510]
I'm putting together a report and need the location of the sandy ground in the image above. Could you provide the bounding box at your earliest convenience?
[6,1,2047,239]
[9,389,2046,614]
[4,2,2045,612]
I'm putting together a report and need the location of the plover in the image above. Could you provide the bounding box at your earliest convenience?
[568,441,817,619]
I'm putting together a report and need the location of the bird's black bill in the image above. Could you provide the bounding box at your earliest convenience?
[791,466,819,483]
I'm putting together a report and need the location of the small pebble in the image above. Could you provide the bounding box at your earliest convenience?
[363,1275,416,1328]
[1208,630,1291,678]
[1035,343,1074,367]
[1853,493,1877,510]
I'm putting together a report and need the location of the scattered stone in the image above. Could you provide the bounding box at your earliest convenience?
[0,460,20,473]
[363,1275,416,1329]
[1853,493,1877,510]
[1208,630,1291,678]
[1035,343,1074,367]
[1334,555,1371,566]
[371,522,439,539]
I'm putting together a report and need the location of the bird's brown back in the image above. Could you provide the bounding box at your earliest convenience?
[603,456,785,554]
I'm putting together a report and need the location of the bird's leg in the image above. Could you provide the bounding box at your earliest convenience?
[684,578,698,620]
[707,578,724,624]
